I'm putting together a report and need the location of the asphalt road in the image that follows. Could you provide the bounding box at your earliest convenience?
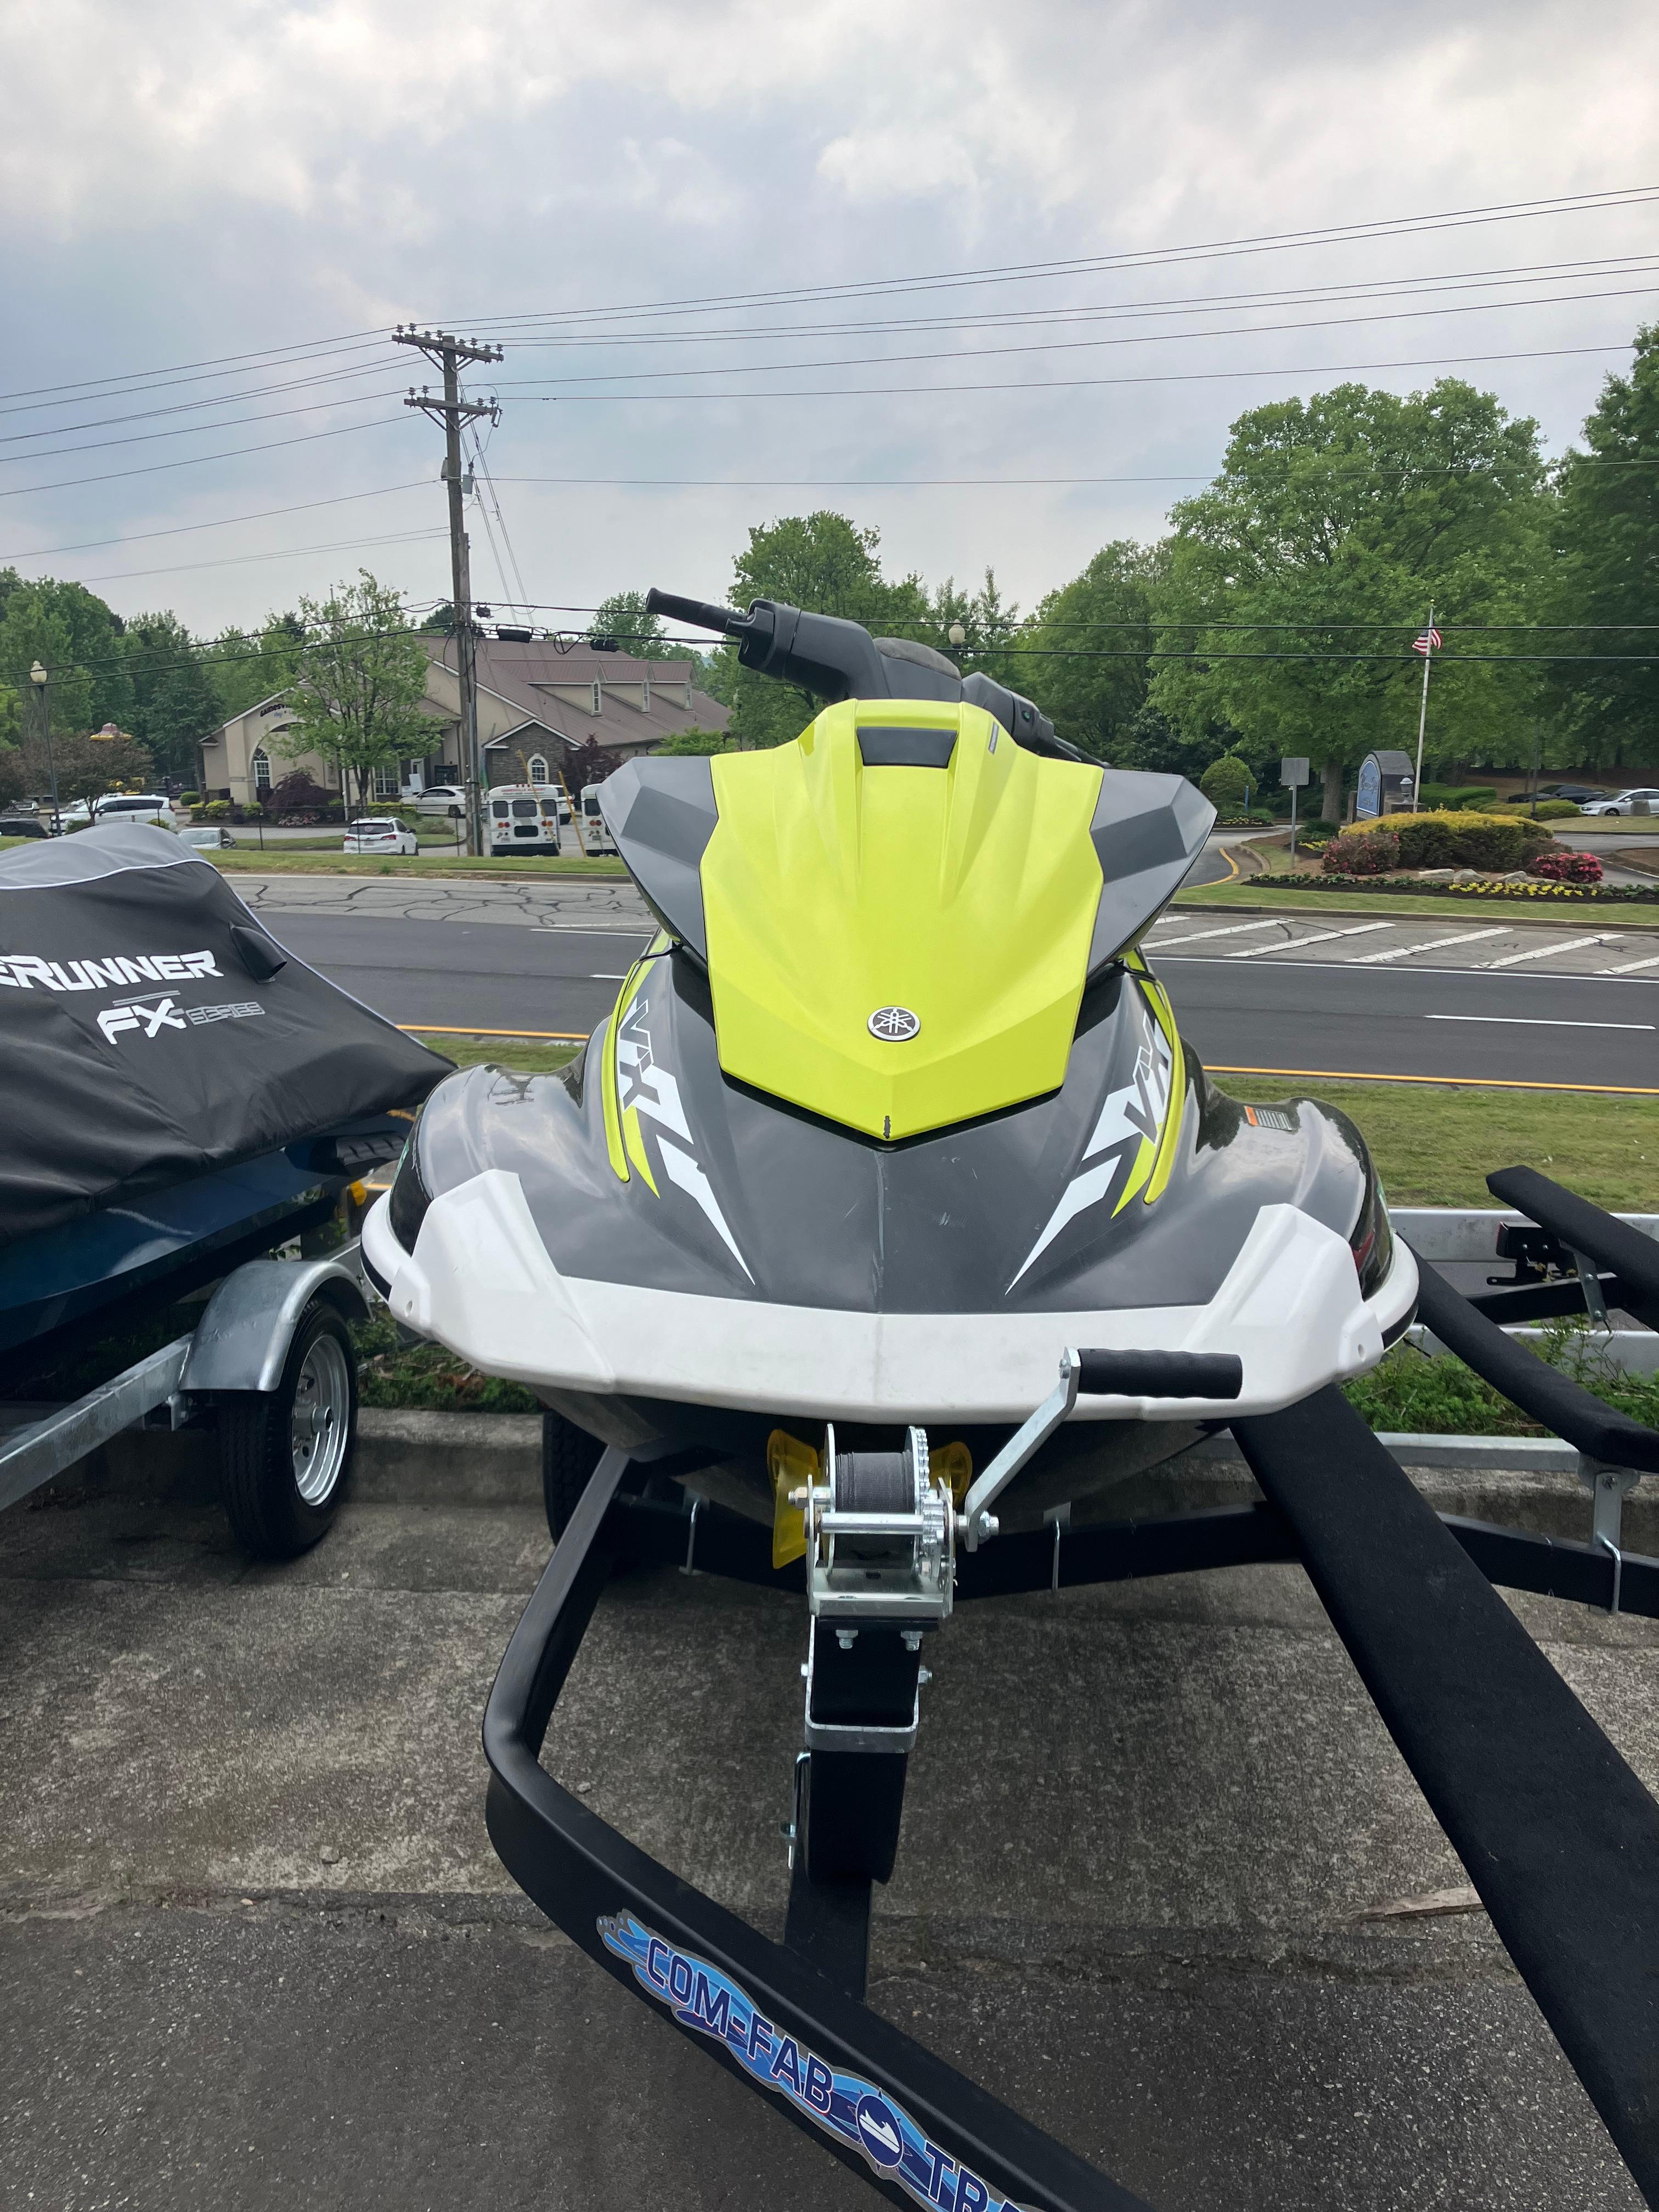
[262,909,1659,1087]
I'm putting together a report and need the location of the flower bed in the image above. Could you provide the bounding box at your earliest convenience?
[1252,872,1652,902]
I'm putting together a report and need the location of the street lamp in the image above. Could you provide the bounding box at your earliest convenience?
[28,661,60,832]
[947,622,967,647]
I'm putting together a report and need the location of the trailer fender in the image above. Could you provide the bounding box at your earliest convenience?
[180,1256,369,1395]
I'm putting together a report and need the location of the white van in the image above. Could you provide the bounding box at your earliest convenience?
[487,784,562,856]
[94,792,183,830]
[578,783,617,856]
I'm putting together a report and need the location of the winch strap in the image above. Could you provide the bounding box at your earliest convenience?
[1235,1387,1659,2207]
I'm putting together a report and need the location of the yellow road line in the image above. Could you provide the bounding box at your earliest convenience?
[400,1024,589,1041]
[1210,1063,1659,1096]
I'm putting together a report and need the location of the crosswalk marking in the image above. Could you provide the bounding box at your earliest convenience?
[1143,919,1284,949]
[1225,921,1395,958]
[1482,934,1621,970]
[1600,951,1659,975]
[1348,926,1510,964]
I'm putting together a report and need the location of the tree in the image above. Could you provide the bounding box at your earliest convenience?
[0,574,133,741]
[1148,380,1549,820]
[206,611,305,723]
[279,574,430,816]
[1542,324,1659,768]
[123,611,223,781]
[12,729,155,810]
[654,729,736,755]
[721,512,922,746]
[1018,541,1159,759]
[585,590,684,661]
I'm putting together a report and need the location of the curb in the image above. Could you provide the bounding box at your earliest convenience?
[20,1408,1646,1552]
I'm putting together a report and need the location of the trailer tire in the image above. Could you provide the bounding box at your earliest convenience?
[217,1301,358,1559]
[541,1410,606,1543]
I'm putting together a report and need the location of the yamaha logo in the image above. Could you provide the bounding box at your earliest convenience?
[867,1005,920,1042]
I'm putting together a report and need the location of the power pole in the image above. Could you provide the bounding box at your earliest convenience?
[394,326,503,856]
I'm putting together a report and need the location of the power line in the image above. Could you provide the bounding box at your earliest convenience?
[0,385,407,469]
[507,340,1639,407]
[496,283,1659,390]
[458,185,1659,332]
[0,415,409,502]
[68,527,448,589]
[0,353,404,437]
[0,481,432,563]
[3,183,1651,415]
[0,334,394,412]
[489,255,1659,352]
[8,449,1654,568]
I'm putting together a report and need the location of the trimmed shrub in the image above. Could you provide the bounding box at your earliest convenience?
[1418,783,1498,811]
[1364,810,1547,871]
[1199,754,1252,809]
[1528,848,1602,884]
[202,800,232,820]
[1323,828,1399,874]
[178,791,200,806]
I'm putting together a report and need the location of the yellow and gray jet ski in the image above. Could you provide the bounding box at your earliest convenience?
[362,589,1414,1530]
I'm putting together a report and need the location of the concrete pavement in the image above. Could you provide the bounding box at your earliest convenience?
[1,1423,1651,2210]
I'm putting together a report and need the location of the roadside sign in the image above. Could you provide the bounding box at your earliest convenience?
[1280,757,1310,787]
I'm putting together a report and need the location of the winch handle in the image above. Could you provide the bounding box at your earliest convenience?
[1074,1349,1244,1400]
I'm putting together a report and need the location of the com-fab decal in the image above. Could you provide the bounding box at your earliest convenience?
[599,1913,1038,2212]
[1007,997,1175,1289]
[612,984,752,1279]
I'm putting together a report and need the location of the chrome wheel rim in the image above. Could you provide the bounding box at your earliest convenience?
[291,1334,351,1505]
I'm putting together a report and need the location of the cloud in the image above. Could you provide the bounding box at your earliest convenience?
[1,0,1656,637]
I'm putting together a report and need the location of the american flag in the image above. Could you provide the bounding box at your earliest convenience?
[1412,626,1442,656]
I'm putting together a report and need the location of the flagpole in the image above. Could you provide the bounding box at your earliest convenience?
[1411,601,1434,813]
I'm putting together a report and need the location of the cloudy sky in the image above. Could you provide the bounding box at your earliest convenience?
[2,0,1656,640]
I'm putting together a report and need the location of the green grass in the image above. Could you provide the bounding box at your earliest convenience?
[353,1311,540,1414]
[1174,876,1659,927]
[1345,1326,1659,1437]
[1218,1076,1659,1208]
[406,1032,582,1074]
[207,849,626,879]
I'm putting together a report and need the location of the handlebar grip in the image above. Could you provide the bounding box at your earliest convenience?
[644,588,749,636]
[1074,1350,1244,1400]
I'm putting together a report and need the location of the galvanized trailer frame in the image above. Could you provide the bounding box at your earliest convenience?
[483,1171,1659,2211]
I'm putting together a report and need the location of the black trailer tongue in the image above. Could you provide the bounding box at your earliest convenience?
[482,1169,1659,2210]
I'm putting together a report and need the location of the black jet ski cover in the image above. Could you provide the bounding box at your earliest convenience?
[0,824,448,1247]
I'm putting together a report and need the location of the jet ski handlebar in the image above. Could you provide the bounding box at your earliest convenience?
[644,584,1077,758]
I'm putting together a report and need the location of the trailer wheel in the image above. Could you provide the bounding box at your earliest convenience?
[217,1300,358,1559]
[541,1410,606,1543]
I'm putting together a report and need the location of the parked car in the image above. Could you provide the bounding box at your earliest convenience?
[0,814,51,839]
[179,824,239,850]
[414,785,467,817]
[93,792,184,828]
[1537,784,1609,805]
[343,818,419,856]
[487,785,561,856]
[1579,788,1659,817]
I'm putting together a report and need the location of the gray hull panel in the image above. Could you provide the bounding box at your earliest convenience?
[411,949,1370,1318]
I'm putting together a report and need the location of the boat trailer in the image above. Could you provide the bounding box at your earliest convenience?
[483,1166,1659,2211]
